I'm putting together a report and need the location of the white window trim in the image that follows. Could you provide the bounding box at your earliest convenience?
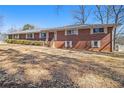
[26,33,34,39]
[65,41,73,48]
[90,28,93,34]
[26,34,27,39]
[14,34,19,39]
[17,34,19,39]
[91,40,101,48]
[39,32,46,39]
[65,28,78,35]
[32,33,34,39]
[90,27,107,34]
[39,33,41,38]
[70,41,72,48]
[65,30,67,35]
[54,31,57,41]
[104,27,108,34]
[75,28,78,35]
[65,41,67,48]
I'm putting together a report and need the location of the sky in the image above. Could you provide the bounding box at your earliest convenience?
[0,5,96,33]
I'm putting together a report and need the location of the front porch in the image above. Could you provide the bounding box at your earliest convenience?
[7,31,57,48]
[8,31,57,42]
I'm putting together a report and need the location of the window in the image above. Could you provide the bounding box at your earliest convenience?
[93,28,104,33]
[65,41,72,48]
[91,40,100,48]
[14,34,19,39]
[67,30,75,35]
[65,29,78,35]
[40,32,46,38]
[27,33,34,39]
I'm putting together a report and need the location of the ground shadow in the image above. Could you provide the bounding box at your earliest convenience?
[0,48,124,87]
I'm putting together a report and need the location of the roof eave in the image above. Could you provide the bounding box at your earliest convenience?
[7,24,117,35]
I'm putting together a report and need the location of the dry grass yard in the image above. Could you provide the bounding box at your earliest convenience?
[0,44,124,88]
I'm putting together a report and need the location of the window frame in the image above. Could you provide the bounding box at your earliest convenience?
[40,32,46,38]
[93,28,105,34]
[91,40,101,48]
[65,28,78,35]
[26,33,34,39]
[14,34,19,39]
[65,41,73,48]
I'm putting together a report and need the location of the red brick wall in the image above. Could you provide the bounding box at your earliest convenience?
[55,27,113,52]
[8,27,113,52]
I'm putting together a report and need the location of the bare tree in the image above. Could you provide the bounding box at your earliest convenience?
[115,25,124,45]
[104,6,112,24]
[111,5,124,50]
[94,5,104,24]
[73,6,91,24]
[56,5,91,24]
[0,16,4,33]
[94,5,113,24]
[112,5,124,24]
[0,16,5,43]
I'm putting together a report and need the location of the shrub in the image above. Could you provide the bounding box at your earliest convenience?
[33,41,42,46]
[16,40,24,44]
[5,39,15,43]
[5,39,45,46]
[23,40,31,45]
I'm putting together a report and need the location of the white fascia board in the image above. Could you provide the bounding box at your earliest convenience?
[7,24,116,35]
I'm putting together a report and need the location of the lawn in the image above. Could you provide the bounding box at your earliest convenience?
[0,44,124,88]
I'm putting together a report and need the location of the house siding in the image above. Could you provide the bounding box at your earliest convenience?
[49,32,54,41]
[7,26,114,52]
[19,34,26,39]
[34,33,40,40]
[55,27,113,52]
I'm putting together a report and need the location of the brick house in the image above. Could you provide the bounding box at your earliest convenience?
[7,24,116,52]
